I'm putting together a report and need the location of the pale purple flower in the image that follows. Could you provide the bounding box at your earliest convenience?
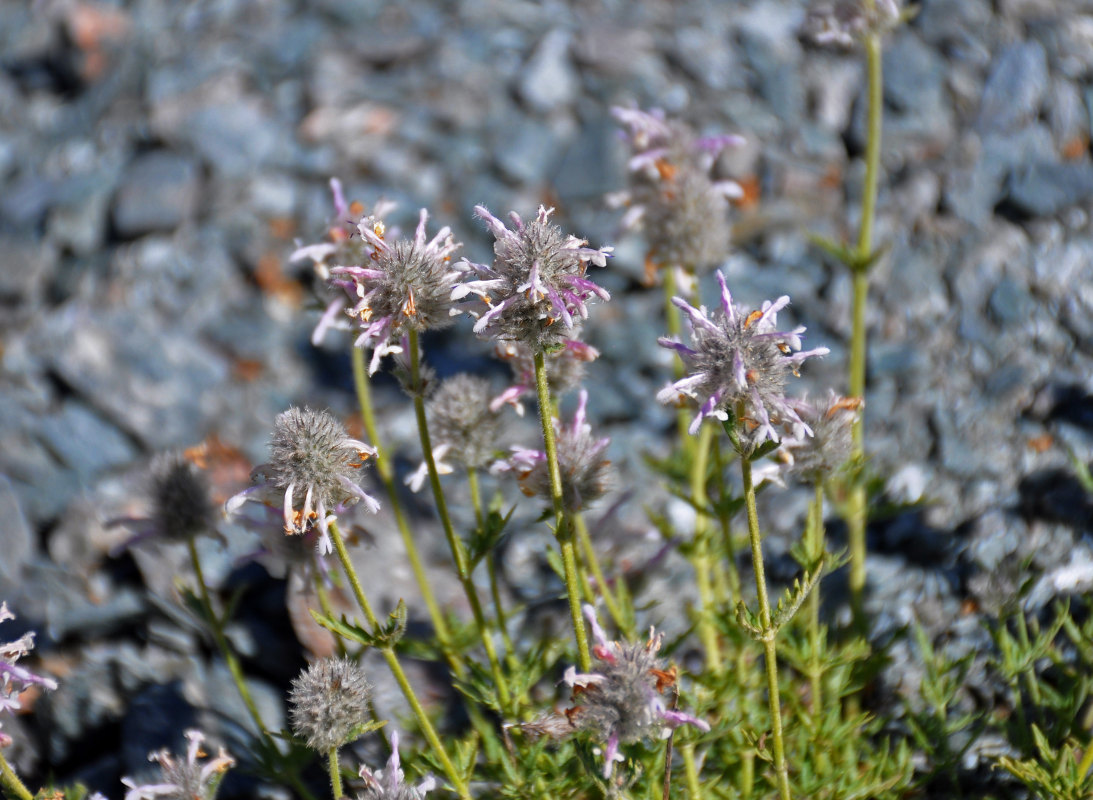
[802,0,901,47]
[121,730,234,800]
[329,208,462,374]
[611,107,744,279]
[492,390,611,512]
[779,391,863,483]
[357,731,437,800]
[454,205,613,351]
[490,338,598,416]
[657,272,829,448]
[1,602,58,746]
[225,407,380,556]
[559,605,709,778]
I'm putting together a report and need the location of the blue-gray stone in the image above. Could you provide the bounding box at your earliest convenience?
[0,474,33,593]
[553,116,623,202]
[977,41,1049,134]
[1006,160,1093,217]
[518,29,578,113]
[36,401,137,481]
[494,119,559,185]
[112,152,200,237]
[988,276,1032,325]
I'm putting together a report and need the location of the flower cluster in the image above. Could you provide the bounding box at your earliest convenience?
[529,606,708,778]
[492,390,611,512]
[226,407,380,555]
[329,208,463,374]
[490,338,598,416]
[611,107,744,281]
[356,732,437,800]
[657,272,829,449]
[122,730,235,800]
[454,205,612,352]
[802,0,901,47]
[779,392,863,484]
[1,603,57,747]
[110,455,218,554]
[289,657,373,752]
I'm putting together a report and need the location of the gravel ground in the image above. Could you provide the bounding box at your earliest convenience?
[1,0,1092,796]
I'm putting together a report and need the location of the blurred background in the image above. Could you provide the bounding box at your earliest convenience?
[0,0,1092,796]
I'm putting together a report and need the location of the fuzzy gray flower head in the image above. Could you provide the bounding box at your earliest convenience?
[560,605,709,778]
[289,657,373,752]
[779,391,863,484]
[491,338,598,416]
[294,180,397,347]
[109,455,219,554]
[657,272,829,450]
[454,205,613,351]
[405,375,505,493]
[611,107,744,280]
[225,407,380,556]
[328,208,462,374]
[492,390,611,512]
[357,731,437,800]
[802,0,901,47]
[122,729,235,800]
[1,602,58,746]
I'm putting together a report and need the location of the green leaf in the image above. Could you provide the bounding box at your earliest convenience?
[309,600,408,650]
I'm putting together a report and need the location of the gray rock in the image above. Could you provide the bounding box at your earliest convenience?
[0,235,56,306]
[553,116,623,203]
[36,401,137,481]
[518,29,578,113]
[988,276,1033,325]
[494,119,559,185]
[112,152,200,238]
[1006,160,1093,217]
[184,104,282,177]
[0,475,33,593]
[976,40,1049,134]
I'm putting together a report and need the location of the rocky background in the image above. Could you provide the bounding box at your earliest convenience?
[1,0,1092,797]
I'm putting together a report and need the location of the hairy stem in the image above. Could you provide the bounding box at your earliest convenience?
[328,521,471,800]
[533,350,592,672]
[692,424,722,673]
[351,346,457,666]
[327,747,342,800]
[741,456,791,800]
[574,512,628,635]
[712,436,742,606]
[0,750,33,800]
[408,329,511,712]
[681,742,703,800]
[807,481,824,715]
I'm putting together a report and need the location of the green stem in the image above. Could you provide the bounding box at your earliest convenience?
[807,481,824,716]
[407,329,511,712]
[186,538,268,738]
[327,522,471,800]
[532,351,591,672]
[663,268,693,450]
[1014,611,1043,706]
[681,742,703,800]
[1078,738,1093,779]
[470,467,516,664]
[741,456,791,800]
[574,512,628,635]
[712,436,742,607]
[691,424,721,673]
[847,28,883,638]
[0,750,33,800]
[351,346,458,667]
[327,747,343,799]
[314,572,347,657]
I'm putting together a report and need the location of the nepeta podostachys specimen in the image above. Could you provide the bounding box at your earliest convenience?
[657,272,829,449]
[455,205,613,352]
[226,407,380,555]
[781,391,863,484]
[121,730,234,800]
[289,658,373,752]
[109,455,218,554]
[0,603,57,747]
[802,0,901,47]
[490,337,598,416]
[329,208,462,374]
[356,732,437,800]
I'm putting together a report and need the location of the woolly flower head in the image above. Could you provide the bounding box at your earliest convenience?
[226,407,380,555]
[492,390,611,512]
[548,605,709,778]
[289,658,373,752]
[657,272,829,450]
[121,730,234,800]
[491,338,598,416]
[1,602,58,746]
[454,205,613,351]
[779,392,863,484]
[357,731,437,800]
[802,0,901,47]
[405,374,505,494]
[109,455,218,554]
[328,208,462,374]
[611,107,744,280]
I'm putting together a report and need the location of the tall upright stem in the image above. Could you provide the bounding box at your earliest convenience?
[407,329,510,712]
[712,436,742,606]
[0,751,33,800]
[741,456,791,800]
[574,512,628,635]
[691,424,721,673]
[350,347,457,665]
[663,268,693,449]
[469,467,517,663]
[533,351,592,672]
[327,522,471,800]
[806,481,824,715]
[327,748,343,800]
[847,30,883,636]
